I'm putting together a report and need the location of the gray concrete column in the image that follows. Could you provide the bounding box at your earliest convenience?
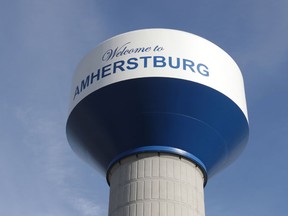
[107,153,205,216]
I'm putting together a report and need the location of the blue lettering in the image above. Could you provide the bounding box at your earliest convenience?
[74,56,210,99]
[183,59,195,72]
[73,86,80,100]
[168,56,180,69]
[102,49,113,61]
[116,43,130,58]
[197,64,209,76]
[80,75,90,91]
[113,61,125,73]
[102,64,111,77]
[126,58,138,70]
[90,70,101,84]
[139,56,152,68]
[153,56,166,67]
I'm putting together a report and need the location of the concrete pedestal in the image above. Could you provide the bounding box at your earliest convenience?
[107,153,205,216]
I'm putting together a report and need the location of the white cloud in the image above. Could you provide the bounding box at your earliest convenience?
[0,1,110,215]
[11,99,108,215]
[71,197,106,216]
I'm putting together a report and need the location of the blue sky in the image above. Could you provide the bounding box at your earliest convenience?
[1,0,288,215]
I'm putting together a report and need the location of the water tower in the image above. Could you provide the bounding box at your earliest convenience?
[66,29,249,216]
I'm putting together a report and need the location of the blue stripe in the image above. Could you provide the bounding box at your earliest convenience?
[106,145,208,185]
[66,77,249,182]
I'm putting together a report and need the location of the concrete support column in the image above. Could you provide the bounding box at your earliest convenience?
[107,153,205,216]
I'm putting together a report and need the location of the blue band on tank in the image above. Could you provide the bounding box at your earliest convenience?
[67,77,249,183]
[106,146,208,186]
